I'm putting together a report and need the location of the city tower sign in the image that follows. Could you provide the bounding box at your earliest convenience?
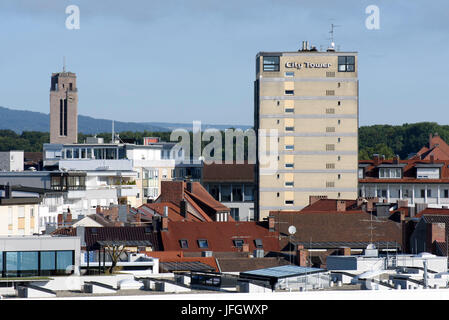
[285,62,332,69]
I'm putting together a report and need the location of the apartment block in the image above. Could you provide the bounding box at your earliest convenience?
[255,42,359,220]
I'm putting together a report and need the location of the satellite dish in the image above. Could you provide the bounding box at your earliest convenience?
[288,225,296,235]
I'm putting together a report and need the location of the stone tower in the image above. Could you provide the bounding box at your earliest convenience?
[49,69,78,144]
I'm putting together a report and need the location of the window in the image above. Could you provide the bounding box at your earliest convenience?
[285,108,294,113]
[209,185,220,201]
[326,127,335,132]
[179,240,189,249]
[230,208,240,221]
[56,251,73,274]
[327,163,336,169]
[420,190,425,198]
[358,168,364,178]
[326,108,335,114]
[221,185,231,202]
[232,185,243,202]
[403,189,410,198]
[427,189,432,197]
[326,144,335,151]
[326,181,335,188]
[18,207,25,218]
[285,163,294,168]
[326,71,335,77]
[197,239,209,249]
[379,189,387,198]
[233,239,244,248]
[263,56,280,71]
[285,71,294,77]
[326,90,335,96]
[30,208,34,217]
[285,200,294,205]
[445,189,449,198]
[255,239,263,249]
[285,181,294,187]
[338,56,355,72]
[244,185,254,202]
[285,145,294,150]
[285,126,294,131]
[338,174,341,180]
[285,90,294,95]
[379,168,401,179]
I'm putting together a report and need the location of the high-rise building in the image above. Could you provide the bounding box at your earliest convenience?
[255,41,359,220]
[50,70,78,144]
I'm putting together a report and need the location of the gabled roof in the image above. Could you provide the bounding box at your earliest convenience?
[415,134,449,160]
[160,221,279,253]
[415,208,449,218]
[84,226,163,251]
[270,211,402,249]
[139,202,203,222]
[300,199,361,213]
[359,159,449,183]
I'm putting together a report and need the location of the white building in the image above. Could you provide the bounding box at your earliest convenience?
[0,151,24,172]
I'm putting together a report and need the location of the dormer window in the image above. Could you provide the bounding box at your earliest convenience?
[416,164,442,179]
[197,239,209,249]
[378,168,401,179]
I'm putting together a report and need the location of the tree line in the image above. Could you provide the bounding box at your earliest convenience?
[0,122,448,160]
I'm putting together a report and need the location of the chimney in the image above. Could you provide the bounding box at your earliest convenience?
[57,213,63,227]
[136,212,141,225]
[336,200,346,212]
[397,199,408,208]
[296,245,308,266]
[430,155,435,163]
[268,216,275,232]
[427,223,445,253]
[96,205,101,214]
[161,216,168,231]
[186,182,193,193]
[179,201,186,218]
[340,247,351,256]
[429,133,433,148]
[393,155,399,164]
[66,212,72,225]
[373,154,380,166]
[309,195,328,205]
[242,243,249,253]
[356,197,364,207]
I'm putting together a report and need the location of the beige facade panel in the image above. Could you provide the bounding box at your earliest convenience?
[259,99,357,116]
[259,173,357,189]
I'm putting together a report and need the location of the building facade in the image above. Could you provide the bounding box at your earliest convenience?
[255,43,359,220]
[0,151,24,172]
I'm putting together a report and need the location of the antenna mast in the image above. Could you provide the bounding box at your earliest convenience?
[328,23,341,50]
[63,56,66,72]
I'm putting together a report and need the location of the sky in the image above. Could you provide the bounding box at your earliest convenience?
[0,0,448,127]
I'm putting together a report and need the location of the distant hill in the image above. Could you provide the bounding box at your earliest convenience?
[0,106,252,133]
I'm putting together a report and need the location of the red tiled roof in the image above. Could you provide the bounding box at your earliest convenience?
[300,199,362,213]
[139,202,203,222]
[160,221,279,253]
[51,227,76,236]
[359,159,449,183]
[145,251,219,271]
[270,211,402,249]
[415,208,449,218]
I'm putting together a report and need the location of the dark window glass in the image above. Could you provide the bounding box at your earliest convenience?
[230,208,240,221]
[209,185,220,201]
[421,190,425,198]
[338,56,355,72]
[232,185,243,202]
[233,239,244,248]
[285,90,294,95]
[255,239,263,249]
[445,190,449,198]
[221,185,231,202]
[40,251,56,275]
[179,240,189,249]
[197,239,209,249]
[56,251,73,274]
[263,56,280,71]
[244,185,254,201]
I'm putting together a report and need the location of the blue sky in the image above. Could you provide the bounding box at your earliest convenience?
[0,0,448,127]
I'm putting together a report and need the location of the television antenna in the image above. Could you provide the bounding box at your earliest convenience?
[328,23,341,50]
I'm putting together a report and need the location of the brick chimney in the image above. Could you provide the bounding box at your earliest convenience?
[66,212,72,225]
[336,200,346,212]
[57,213,63,227]
[309,195,328,205]
[429,133,433,148]
[430,155,435,163]
[373,154,380,166]
[356,197,364,207]
[242,243,249,253]
[426,222,445,252]
[296,245,308,266]
[268,216,275,232]
[161,216,168,231]
[393,155,399,164]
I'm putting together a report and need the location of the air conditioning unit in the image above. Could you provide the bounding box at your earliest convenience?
[254,249,264,258]
[202,251,213,257]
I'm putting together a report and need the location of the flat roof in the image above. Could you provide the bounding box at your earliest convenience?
[240,265,325,280]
